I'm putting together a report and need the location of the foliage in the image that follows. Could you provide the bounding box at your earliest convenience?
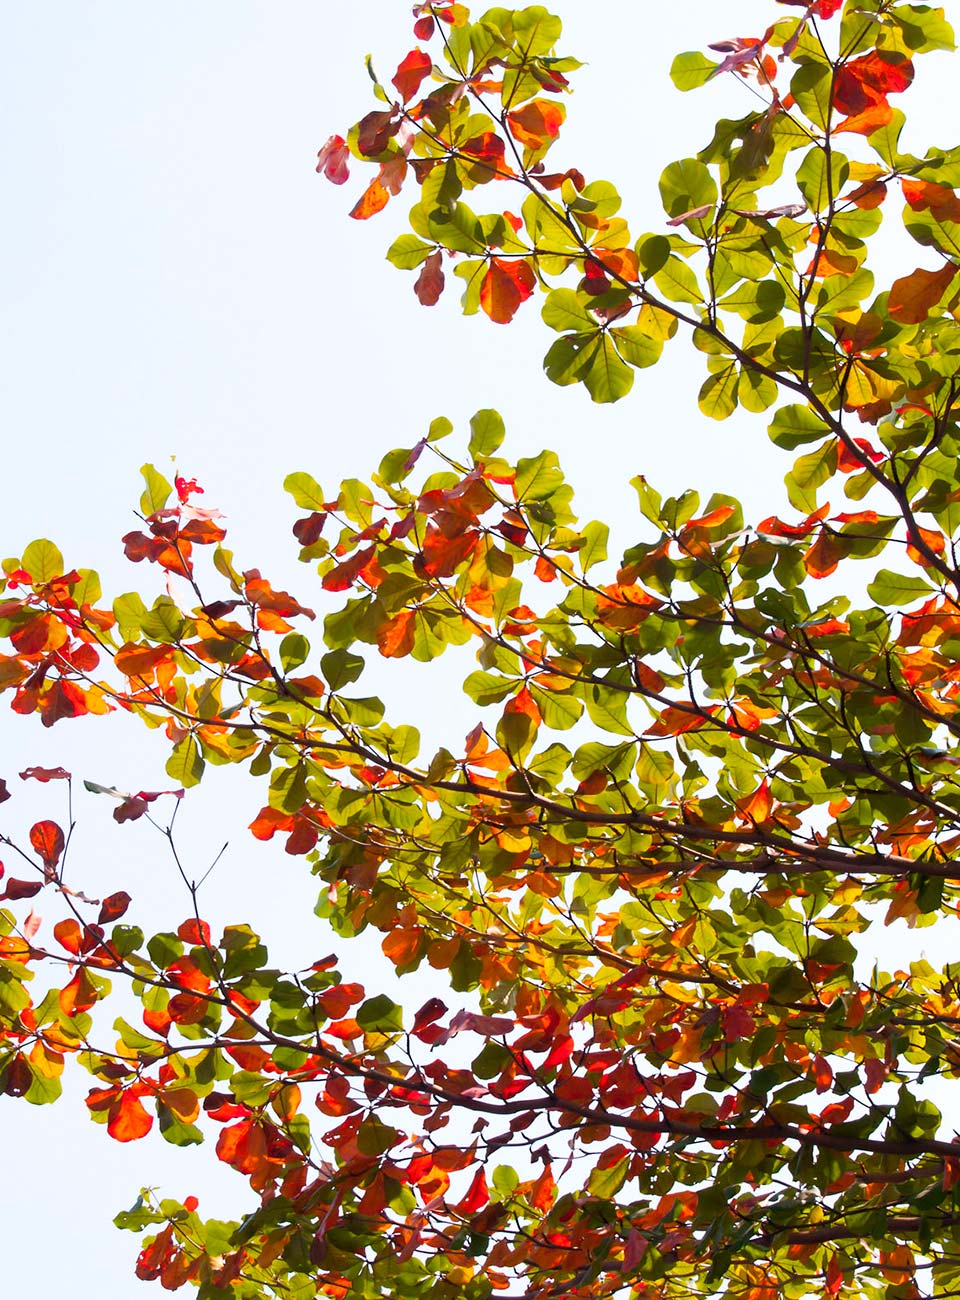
[4,2,960,1297]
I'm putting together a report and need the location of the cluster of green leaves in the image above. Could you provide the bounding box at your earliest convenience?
[3,2,960,1299]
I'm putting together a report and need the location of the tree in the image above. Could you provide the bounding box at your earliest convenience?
[1,0,960,1296]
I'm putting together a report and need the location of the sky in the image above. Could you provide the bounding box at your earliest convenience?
[0,2,957,1295]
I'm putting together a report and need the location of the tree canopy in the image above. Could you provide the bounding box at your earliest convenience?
[3,2,960,1297]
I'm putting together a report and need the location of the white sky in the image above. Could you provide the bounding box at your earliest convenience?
[1,3,956,1294]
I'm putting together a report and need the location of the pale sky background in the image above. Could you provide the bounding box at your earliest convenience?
[1,3,956,1294]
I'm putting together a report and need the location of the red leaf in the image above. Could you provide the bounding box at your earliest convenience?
[455,1167,490,1214]
[834,51,913,116]
[392,48,433,103]
[414,250,445,306]
[316,134,350,185]
[98,891,132,924]
[356,109,399,158]
[114,796,149,823]
[19,766,71,783]
[812,1053,833,1094]
[178,918,212,947]
[460,132,510,177]
[479,257,536,324]
[414,15,435,40]
[30,820,64,870]
[293,512,326,546]
[804,531,844,579]
[4,1053,32,1097]
[0,878,43,901]
[136,1226,176,1282]
[825,1254,844,1295]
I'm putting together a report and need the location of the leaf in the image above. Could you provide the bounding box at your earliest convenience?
[357,994,403,1034]
[29,820,64,870]
[139,464,173,516]
[19,766,70,783]
[506,99,565,151]
[284,471,326,511]
[350,177,390,221]
[166,736,205,789]
[98,891,132,924]
[888,263,959,324]
[479,258,536,323]
[316,135,350,185]
[768,405,831,451]
[21,539,64,586]
[867,569,934,605]
[392,48,433,103]
[468,409,506,459]
[414,250,445,306]
[670,51,719,90]
[108,1090,154,1142]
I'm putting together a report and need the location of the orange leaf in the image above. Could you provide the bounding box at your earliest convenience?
[350,177,390,221]
[505,99,565,151]
[30,819,64,869]
[53,919,83,956]
[738,779,772,825]
[907,525,946,566]
[834,101,893,136]
[889,263,959,324]
[382,927,424,968]
[804,531,845,579]
[479,258,536,324]
[812,1054,833,1094]
[108,1089,153,1142]
[902,177,960,222]
[529,1164,556,1211]
[115,641,174,679]
[377,609,416,659]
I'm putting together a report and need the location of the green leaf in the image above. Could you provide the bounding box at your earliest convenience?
[698,364,739,420]
[582,334,635,403]
[357,994,403,1033]
[428,416,454,442]
[786,441,838,512]
[768,405,831,451]
[659,157,718,219]
[284,471,326,511]
[670,51,719,91]
[139,464,173,516]
[578,520,609,573]
[166,735,205,789]
[468,409,506,459]
[321,648,364,690]
[515,450,564,502]
[387,234,435,270]
[866,569,935,606]
[279,633,310,672]
[610,325,663,369]
[21,539,64,585]
[542,288,595,333]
